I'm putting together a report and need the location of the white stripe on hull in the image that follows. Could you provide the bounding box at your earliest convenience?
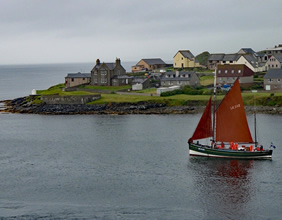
[189,149,272,159]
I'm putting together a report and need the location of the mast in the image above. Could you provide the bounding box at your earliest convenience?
[212,66,217,146]
[254,95,257,148]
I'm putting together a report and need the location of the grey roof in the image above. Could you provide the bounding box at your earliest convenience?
[264,69,282,79]
[173,50,195,60]
[132,78,149,84]
[142,58,166,65]
[208,53,225,61]
[254,52,265,58]
[273,54,282,63]
[239,48,255,54]
[222,54,240,61]
[65,73,91,78]
[242,54,259,67]
[161,71,196,81]
[93,61,125,71]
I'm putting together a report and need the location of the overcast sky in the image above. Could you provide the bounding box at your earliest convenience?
[0,0,281,64]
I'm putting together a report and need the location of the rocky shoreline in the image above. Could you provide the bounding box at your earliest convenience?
[1,96,282,115]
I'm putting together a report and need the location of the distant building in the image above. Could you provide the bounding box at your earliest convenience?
[65,73,91,88]
[264,69,282,91]
[173,50,200,69]
[132,78,151,91]
[160,71,200,87]
[236,54,266,72]
[208,54,225,70]
[216,64,254,87]
[262,44,282,56]
[91,58,129,86]
[131,58,166,72]
[266,54,282,70]
[237,48,255,54]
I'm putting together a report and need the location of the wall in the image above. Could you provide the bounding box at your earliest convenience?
[264,79,282,90]
[41,94,101,104]
[65,77,90,88]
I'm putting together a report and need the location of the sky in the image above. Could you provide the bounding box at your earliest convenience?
[0,0,281,65]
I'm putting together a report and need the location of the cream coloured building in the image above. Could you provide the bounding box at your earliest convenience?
[173,50,200,68]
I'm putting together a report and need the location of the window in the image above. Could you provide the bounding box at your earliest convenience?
[278,79,280,82]
[83,78,85,80]
[223,61,226,63]
[218,70,221,73]
[225,70,228,73]
[71,78,74,82]
[230,61,233,63]
[231,70,234,74]
[238,70,241,73]
[268,79,272,82]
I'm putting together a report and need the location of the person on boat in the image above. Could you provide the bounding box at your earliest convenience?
[250,145,253,152]
[230,142,234,150]
[260,145,264,151]
[220,142,224,149]
[234,143,238,151]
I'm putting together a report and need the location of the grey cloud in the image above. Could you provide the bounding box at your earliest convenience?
[0,0,281,64]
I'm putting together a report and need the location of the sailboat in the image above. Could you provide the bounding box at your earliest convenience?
[188,78,273,159]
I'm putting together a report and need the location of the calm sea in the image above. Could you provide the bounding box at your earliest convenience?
[0,64,281,219]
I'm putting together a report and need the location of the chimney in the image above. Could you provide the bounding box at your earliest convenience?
[96,59,100,65]
[116,58,121,66]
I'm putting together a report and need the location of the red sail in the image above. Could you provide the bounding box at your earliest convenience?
[216,79,253,143]
[189,97,212,142]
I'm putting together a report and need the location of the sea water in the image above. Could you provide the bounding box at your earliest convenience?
[0,64,281,219]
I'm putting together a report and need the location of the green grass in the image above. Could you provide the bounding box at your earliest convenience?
[80,85,131,91]
[37,84,98,96]
[133,88,157,94]
[88,93,213,106]
[200,75,214,86]
[35,83,282,107]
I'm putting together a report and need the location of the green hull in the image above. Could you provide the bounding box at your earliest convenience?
[189,143,272,159]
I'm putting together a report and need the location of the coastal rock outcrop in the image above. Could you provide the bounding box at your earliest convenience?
[1,96,281,115]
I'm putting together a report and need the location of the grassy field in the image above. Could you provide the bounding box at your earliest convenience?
[35,83,282,107]
[200,75,214,86]
[133,88,157,94]
[80,85,131,91]
[37,84,97,96]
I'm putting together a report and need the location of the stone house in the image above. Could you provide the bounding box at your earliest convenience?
[216,64,254,87]
[160,71,200,87]
[264,69,282,91]
[266,54,282,70]
[65,73,91,88]
[173,50,200,69]
[131,58,166,72]
[91,58,129,86]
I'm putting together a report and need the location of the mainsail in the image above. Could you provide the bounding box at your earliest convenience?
[189,97,213,142]
[216,79,253,143]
